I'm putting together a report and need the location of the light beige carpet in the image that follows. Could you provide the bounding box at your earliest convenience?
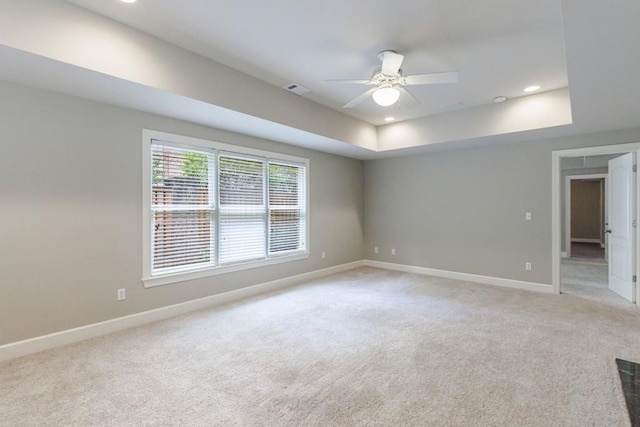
[560,258,635,308]
[2,267,639,426]
[561,258,608,289]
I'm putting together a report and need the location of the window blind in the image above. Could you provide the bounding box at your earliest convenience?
[218,154,267,264]
[268,162,306,254]
[151,144,215,273]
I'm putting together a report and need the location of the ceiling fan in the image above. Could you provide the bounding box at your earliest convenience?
[329,50,459,108]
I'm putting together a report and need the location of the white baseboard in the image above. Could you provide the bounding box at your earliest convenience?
[571,238,602,244]
[0,260,364,362]
[364,260,554,294]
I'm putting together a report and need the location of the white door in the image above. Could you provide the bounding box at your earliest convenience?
[607,153,635,302]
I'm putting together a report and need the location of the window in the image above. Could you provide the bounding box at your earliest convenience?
[218,154,266,264]
[143,130,308,287]
[268,162,306,255]
[151,144,215,274]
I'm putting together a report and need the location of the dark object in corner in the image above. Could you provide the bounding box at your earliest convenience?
[616,358,640,426]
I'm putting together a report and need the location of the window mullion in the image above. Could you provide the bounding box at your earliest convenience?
[265,159,270,258]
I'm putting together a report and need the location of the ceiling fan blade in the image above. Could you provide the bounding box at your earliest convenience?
[325,79,373,85]
[343,87,377,108]
[403,71,459,85]
[381,51,404,76]
[397,87,421,108]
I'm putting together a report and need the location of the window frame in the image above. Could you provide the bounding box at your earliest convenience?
[142,129,309,288]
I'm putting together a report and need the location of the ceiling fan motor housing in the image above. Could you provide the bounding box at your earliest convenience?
[371,68,403,84]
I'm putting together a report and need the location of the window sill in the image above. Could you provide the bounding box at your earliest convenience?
[142,252,309,288]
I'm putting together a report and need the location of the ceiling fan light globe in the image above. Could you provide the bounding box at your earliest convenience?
[372,87,400,106]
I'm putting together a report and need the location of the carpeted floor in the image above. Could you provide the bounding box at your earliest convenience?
[559,257,636,308]
[1,267,639,426]
[571,242,605,259]
[562,258,608,289]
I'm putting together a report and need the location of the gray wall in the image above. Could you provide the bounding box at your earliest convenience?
[364,128,640,284]
[0,81,364,345]
[4,76,640,346]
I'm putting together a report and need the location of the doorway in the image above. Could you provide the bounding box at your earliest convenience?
[563,172,608,296]
[552,143,640,306]
[565,173,607,260]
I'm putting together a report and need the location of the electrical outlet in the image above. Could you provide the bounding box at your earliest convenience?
[117,288,126,301]
[321,251,326,259]
[391,248,396,256]
[374,246,379,254]
[525,262,532,271]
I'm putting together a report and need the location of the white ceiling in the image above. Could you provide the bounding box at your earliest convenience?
[65,0,568,126]
[0,0,638,159]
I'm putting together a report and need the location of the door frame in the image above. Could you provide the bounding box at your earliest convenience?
[565,173,607,259]
[552,142,640,303]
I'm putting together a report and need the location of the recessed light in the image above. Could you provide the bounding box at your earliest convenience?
[120,0,137,3]
[524,85,540,93]
[494,96,507,103]
[384,117,395,122]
